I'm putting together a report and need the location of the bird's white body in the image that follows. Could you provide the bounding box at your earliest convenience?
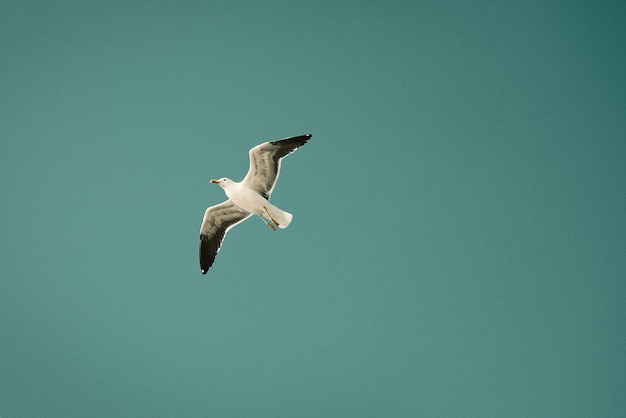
[219,179,292,228]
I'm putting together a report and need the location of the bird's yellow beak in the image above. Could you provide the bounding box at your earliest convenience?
[210,179,219,184]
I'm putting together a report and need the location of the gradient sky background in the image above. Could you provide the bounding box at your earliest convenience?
[1,1,625,417]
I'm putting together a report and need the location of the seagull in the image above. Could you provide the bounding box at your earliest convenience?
[199,134,312,274]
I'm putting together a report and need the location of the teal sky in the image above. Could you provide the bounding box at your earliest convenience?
[2,1,625,416]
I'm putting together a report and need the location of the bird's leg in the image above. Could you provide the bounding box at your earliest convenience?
[263,207,280,227]
[258,215,276,231]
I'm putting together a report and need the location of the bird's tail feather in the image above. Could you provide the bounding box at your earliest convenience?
[267,204,292,229]
[279,211,293,229]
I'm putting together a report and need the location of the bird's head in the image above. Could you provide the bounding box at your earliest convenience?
[210,178,232,189]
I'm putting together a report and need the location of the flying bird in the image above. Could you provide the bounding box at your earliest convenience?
[199,134,312,274]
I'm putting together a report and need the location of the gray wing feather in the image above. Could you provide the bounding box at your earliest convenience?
[242,134,311,199]
[199,200,251,274]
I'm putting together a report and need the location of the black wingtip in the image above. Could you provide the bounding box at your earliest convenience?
[275,134,312,141]
[269,134,312,149]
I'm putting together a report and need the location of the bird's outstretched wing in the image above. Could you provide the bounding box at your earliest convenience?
[242,134,311,200]
[199,200,252,274]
